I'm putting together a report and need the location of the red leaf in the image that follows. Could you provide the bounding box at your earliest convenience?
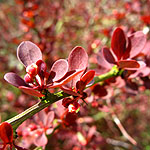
[64,112,77,126]
[19,86,44,97]
[68,46,88,70]
[36,60,47,80]
[68,46,88,87]
[81,70,95,84]
[50,59,68,82]
[118,60,140,70]
[92,84,108,97]
[129,66,150,78]
[97,48,113,69]
[61,86,80,96]
[141,40,150,55]
[49,69,84,88]
[128,31,147,58]
[111,27,126,60]
[17,41,42,67]
[4,72,29,87]
[102,47,116,64]
[76,70,95,93]
[0,122,13,144]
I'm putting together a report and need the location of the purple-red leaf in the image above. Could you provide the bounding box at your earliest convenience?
[49,69,84,88]
[61,86,80,96]
[19,86,44,97]
[118,60,140,70]
[102,47,116,64]
[97,48,113,69]
[4,73,28,87]
[111,27,126,60]
[17,41,42,67]
[141,40,150,55]
[50,59,68,82]
[129,66,150,78]
[76,70,95,92]
[80,70,95,84]
[68,46,88,87]
[128,31,146,58]
[68,46,88,70]
[36,60,47,80]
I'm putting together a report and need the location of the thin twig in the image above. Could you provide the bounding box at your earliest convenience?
[112,114,137,146]
[106,99,137,146]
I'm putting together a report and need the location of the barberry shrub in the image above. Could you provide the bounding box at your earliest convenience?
[1,0,150,149]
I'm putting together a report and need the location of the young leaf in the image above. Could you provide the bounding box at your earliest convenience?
[68,46,88,71]
[118,60,140,70]
[4,72,28,87]
[76,70,95,92]
[111,27,126,60]
[0,122,13,144]
[49,69,84,88]
[68,46,88,87]
[80,70,95,85]
[50,59,68,82]
[102,47,116,64]
[17,41,42,67]
[128,31,146,58]
[19,86,44,97]
[97,48,113,69]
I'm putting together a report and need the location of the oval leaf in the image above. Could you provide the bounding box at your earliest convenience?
[68,46,88,87]
[97,48,113,69]
[61,86,80,96]
[4,72,28,87]
[129,66,150,78]
[118,60,140,70]
[68,46,88,70]
[76,70,95,92]
[111,27,126,60]
[49,69,84,88]
[17,41,42,67]
[0,122,13,144]
[19,86,44,97]
[50,59,68,82]
[102,47,116,64]
[81,70,95,84]
[141,40,150,55]
[128,31,146,58]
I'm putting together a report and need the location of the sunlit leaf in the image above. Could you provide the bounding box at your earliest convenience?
[4,72,28,87]
[17,41,42,67]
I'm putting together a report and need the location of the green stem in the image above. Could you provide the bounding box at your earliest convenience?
[6,91,69,130]
[93,65,120,85]
[5,65,122,131]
